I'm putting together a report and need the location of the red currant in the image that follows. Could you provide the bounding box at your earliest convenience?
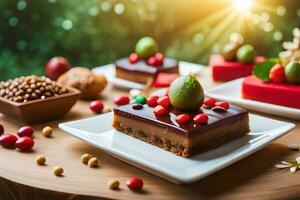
[90,100,104,113]
[269,64,285,83]
[126,177,143,191]
[15,136,34,151]
[155,53,164,65]
[193,113,208,124]
[0,124,4,135]
[147,56,158,66]
[17,126,34,137]
[128,53,140,64]
[154,105,168,116]
[0,134,18,148]
[176,114,190,124]
[204,98,216,107]
[147,96,159,107]
[156,96,171,108]
[215,102,229,110]
[113,95,130,106]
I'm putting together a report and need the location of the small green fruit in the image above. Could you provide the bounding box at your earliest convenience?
[168,75,204,111]
[237,44,256,64]
[285,60,300,85]
[135,37,159,59]
[222,42,241,61]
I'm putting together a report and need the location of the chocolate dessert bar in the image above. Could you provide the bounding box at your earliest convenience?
[113,103,249,157]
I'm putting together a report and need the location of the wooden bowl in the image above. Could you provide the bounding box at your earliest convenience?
[0,87,81,124]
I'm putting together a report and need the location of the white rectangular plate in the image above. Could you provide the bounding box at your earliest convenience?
[92,61,204,90]
[59,112,295,184]
[205,78,300,120]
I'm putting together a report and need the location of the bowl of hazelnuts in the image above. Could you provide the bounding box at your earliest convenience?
[0,75,81,124]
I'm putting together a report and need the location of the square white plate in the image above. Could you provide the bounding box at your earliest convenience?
[205,78,300,120]
[92,61,204,90]
[59,112,295,184]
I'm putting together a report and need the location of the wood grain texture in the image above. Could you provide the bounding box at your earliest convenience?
[0,68,300,200]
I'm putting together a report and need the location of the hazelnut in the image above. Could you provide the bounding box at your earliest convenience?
[53,166,64,176]
[42,126,53,137]
[88,157,99,168]
[36,155,46,165]
[107,179,120,190]
[80,153,92,164]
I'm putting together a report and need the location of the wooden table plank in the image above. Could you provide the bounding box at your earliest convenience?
[0,68,299,200]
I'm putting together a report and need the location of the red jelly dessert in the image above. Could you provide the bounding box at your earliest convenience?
[152,72,179,88]
[211,55,264,82]
[242,75,300,109]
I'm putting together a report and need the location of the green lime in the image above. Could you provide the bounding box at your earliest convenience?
[236,44,256,64]
[134,95,147,104]
[168,75,204,111]
[222,42,241,61]
[285,60,300,85]
[135,37,159,59]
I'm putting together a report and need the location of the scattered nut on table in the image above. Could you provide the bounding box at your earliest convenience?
[107,179,120,190]
[42,126,53,137]
[88,157,99,168]
[81,153,92,164]
[103,106,112,113]
[36,155,46,165]
[53,166,64,176]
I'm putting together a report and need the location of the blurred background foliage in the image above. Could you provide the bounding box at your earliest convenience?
[0,0,299,79]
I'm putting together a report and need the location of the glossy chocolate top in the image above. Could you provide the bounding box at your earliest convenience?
[115,57,178,75]
[113,103,248,137]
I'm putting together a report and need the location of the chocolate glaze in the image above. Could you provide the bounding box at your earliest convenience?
[113,102,249,138]
[115,57,178,75]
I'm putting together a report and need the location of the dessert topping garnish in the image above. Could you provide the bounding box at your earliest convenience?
[154,105,168,116]
[134,95,147,104]
[90,100,104,114]
[132,103,143,110]
[113,95,130,106]
[176,114,190,124]
[147,56,158,66]
[146,95,159,107]
[156,96,171,108]
[128,53,140,64]
[269,64,285,83]
[155,53,164,65]
[203,97,216,108]
[212,102,229,112]
[126,177,143,191]
[193,113,208,124]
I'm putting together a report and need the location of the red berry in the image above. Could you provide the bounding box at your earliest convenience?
[156,96,171,108]
[0,124,4,135]
[154,105,168,116]
[90,100,104,113]
[193,113,209,124]
[128,53,140,64]
[147,56,158,66]
[147,96,159,107]
[113,95,130,106]
[17,126,34,137]
[176,114,190,124]
[155,53,164,65]
[269,64,285,83]
[126,177,143,191]
[204,98,216,107]
[215,102,229,110]
[15,136,34,151]
[0,134,18,148]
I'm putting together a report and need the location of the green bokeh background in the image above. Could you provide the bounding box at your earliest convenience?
[0,0,299,80]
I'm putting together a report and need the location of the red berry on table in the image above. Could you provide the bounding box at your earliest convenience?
[0,124,4,135]
[90,100,104,113]
[155,53,164,65]
[204,98,216,107]
[17,126,34,137]
[45,57,70,80]
[215,102,229,110]
[147,96,159,107]
[15,136,34,151]
[157,96,171,108]
[269,64,285,83]
[126,177,143,191]
[128,53,140,64]
[147,56,158,66]
[176,114,190,124]
[0,134,18,148]
[154,105,168,116]
[193,113,209,124]
[113,95,130,106]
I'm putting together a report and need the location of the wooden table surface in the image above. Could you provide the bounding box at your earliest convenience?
[0,68,300,200]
